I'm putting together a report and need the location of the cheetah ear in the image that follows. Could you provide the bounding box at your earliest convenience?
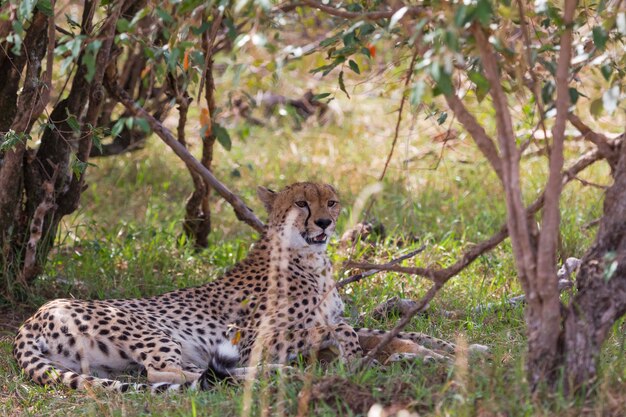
[257,186,277,213]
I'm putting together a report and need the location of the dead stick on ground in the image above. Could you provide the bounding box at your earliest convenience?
[337,246,425,289]
[104,76,265,233]
[357,281,443,370]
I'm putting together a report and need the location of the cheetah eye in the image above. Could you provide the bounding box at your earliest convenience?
[327,200,338,208]
[295,201,308,208]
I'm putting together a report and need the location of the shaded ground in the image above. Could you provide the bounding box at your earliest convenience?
[0,306,32,338]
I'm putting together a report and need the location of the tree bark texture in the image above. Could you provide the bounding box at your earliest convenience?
[0,2,121,295]
[561,139,626,392]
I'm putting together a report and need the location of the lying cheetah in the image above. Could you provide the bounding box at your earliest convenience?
[14,182,479,392]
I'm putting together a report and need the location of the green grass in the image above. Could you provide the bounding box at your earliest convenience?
[1,57,624,416]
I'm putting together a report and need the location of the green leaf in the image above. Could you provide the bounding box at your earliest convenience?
[604,260,618,281]
[117,18,130,33]
[348,59,360,74]
[359,23,375,36]
[338,70,350,98]
[167,48,181,74]
[541,80,555,105]
[592,26,608,51]
[69,155,94,177]
[19,0,37,20]
[65,109,81,133]
[430,64,454,96]
[468,71,490,98]
[111,118,126,138]
[590,98,603,117]
[135,118,150,133]
[82,40,102,83]
[568,88,581,105]
[320,32,343,48]
[437,112,448,125]
[342,31,357,47]
[454,5,468,27]
[475,0,493,26]
[311,93,331,101]
[0,130,29,152]
[600,64,612,81]
[155,6,174,24]
[36,0,54,17]
[87,124,103,153]
[213,123,232,151]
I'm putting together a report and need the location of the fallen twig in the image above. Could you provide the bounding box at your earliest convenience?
[337,246,425,289]
[356,281,443,370]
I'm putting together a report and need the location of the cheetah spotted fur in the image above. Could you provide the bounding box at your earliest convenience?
[14,182,483,393]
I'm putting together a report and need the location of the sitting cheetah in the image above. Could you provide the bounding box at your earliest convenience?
[14,182,479,393]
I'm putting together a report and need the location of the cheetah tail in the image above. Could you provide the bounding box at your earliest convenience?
[196,341,240,390]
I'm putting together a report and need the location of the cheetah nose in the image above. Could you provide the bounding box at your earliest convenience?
[314,218,332,229]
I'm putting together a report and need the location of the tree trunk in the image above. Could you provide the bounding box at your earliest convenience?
[561,138,626,392]
[181,14,222,248]
[0,2,122,297]
[0,12,50,292]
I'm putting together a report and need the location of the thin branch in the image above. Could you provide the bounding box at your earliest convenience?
[574,176,609,189]
[444,93,503,181]
[337,246,425,289]
[104,76,265,233]
[301,0,426,21]
[197,9,224,101]
[567,113,618,168]
[516,0,550,150]
[379,43,420,180]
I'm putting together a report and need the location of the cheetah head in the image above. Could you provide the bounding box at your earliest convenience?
[257,182,340,250]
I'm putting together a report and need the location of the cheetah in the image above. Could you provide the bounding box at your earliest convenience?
[14,182,482,393]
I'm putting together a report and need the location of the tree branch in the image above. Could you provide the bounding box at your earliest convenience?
[444,93,503,181]
[567,113,619,169]
[379,44,420,180]
[59,0,122,215]
[472,23,535,293]
[300,0,426,21]
[104,76,265,233]
[337,246,425,289]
